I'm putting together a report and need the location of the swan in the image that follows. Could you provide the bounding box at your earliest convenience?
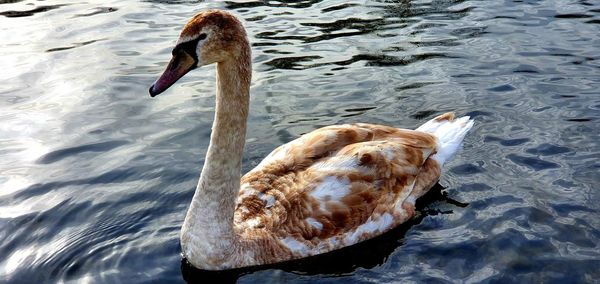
[148,9,474,270]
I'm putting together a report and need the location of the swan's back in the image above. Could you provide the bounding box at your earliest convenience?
[234,122,442,257]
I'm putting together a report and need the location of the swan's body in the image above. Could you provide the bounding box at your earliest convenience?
[149,10,474,270]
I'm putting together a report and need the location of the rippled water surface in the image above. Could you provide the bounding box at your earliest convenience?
[1,0,599,283]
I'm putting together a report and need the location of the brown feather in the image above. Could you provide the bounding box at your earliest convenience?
[234,124,442,257]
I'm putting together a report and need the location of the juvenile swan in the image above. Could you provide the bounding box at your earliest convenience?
[149,10,474,270]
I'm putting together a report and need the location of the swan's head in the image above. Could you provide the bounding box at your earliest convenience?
[149,10,248,97]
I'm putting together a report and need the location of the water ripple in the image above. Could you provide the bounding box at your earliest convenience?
[73,7,118,18]
[1,0,599,283]
[0,4,66,17]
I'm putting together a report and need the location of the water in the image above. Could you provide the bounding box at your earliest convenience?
[1,0,599,282]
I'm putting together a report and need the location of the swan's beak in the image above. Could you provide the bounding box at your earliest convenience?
[149,51,197,97]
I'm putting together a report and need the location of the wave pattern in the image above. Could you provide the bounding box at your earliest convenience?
[0,0,599,283]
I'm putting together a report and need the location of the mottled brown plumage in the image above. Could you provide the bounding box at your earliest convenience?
[149,9,474,270]
[234,124,442,251]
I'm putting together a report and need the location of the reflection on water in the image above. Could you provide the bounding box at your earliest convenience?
[181,184,467,284]
[1,0,599,283]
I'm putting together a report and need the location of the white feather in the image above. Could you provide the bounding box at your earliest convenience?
[311,176,351,201]
[417,115,474,165]
[306,217,323,231]
[280,237,309,254]
[344,213,394,244]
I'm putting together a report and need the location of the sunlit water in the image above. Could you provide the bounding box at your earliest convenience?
[1,0,599,283]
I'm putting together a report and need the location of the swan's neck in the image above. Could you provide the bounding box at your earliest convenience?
[181,48,251,267]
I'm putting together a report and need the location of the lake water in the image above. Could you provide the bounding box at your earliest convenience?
[1,0,599,283]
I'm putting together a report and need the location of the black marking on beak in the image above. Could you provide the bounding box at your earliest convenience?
[172,36,203,67]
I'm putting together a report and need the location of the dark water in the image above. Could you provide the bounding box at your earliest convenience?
[1,0,599,283]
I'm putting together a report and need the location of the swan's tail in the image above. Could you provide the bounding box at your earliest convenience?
[416,112,474,165]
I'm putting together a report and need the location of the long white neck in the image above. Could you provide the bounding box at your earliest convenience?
[181,47,251,268]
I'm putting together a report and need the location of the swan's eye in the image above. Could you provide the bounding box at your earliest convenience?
[198,33,207,41]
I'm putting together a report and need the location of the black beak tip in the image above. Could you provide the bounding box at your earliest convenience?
[149,85,158,97]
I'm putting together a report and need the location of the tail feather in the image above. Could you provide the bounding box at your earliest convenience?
[416,112,474,165]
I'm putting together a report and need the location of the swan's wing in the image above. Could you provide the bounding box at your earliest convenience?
[234,124,441,256]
